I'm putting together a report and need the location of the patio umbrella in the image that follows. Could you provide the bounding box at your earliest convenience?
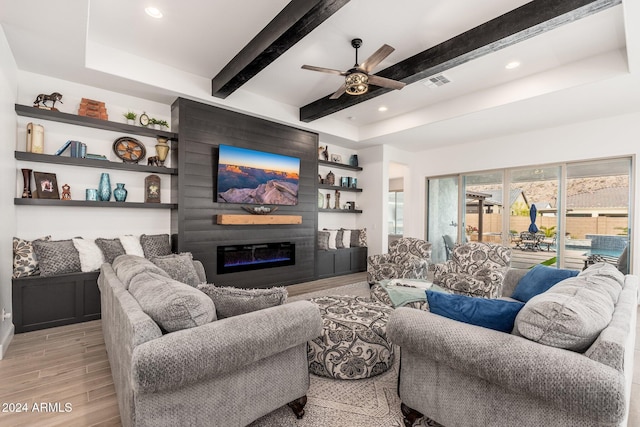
[528,204,539,233]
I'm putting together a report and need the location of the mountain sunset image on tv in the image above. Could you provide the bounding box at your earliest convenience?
[217,144,300,205]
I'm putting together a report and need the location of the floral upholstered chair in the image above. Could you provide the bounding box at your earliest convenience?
[433,242,511,298]
[367,237,432,284]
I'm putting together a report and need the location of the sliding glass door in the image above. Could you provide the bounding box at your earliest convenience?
[426,176,459,264]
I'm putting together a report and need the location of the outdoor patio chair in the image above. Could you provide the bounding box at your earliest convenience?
[539,234,556,251]
[510,232,523,249]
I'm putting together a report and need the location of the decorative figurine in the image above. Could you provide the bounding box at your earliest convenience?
[323,145,329,161]
[326,170,335,186]
[334,189,340,209]
[325,193,331,209]
[61,184,71,200]
[21,168,32,198]
[33,92,63,110]
[147,156,159,167]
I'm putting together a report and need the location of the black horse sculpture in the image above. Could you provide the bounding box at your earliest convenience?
[33,92,63,109]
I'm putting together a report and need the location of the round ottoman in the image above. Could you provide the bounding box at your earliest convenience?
[308,295,395,380]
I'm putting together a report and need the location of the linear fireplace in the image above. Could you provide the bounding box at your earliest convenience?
[217,242,295,274]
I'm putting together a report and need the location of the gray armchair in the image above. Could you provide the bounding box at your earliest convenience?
[433,242,511,298]
[367,237,432,284]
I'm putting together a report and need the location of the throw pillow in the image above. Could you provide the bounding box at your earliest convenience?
[12,235,51,278]
[350,229,360,248]
[129,271,216,333]
[32,239,82,277]
[72,238,105,272]
[335,229,345,249]
[341,229,352,249]
[140,234,172,258]
[317,231,330,250]
[511,265,579,302]
[119,235,145,257]
[358,228,367,247]
[197,284,287,319]
[426,290,524,333]
[112,255,170,289]
[326,229,338,249]
[514,275,618,352]
[151,253,202,287]
[95,238,126,264]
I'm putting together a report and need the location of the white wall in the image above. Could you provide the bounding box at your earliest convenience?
[0,27,18,358]
[402,111,640,274]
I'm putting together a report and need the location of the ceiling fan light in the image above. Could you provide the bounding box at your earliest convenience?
[345,72,369,96]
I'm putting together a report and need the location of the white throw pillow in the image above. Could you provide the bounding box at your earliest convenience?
[327,229,338,250]
[341,229,351,248]
[119,235,145,257]
[72,238,105,272]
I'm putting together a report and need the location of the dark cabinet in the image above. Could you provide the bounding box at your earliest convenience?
[12,272,101,333]
[316,247,367,278]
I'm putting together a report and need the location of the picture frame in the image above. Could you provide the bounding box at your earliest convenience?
[33,172,60,199]
[330,154,342,163]
[145,174,161,203]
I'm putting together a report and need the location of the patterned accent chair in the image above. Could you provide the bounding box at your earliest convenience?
[367,237,432,284]
[433,242,511,298]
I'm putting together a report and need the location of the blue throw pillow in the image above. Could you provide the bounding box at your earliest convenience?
[511,265,579,302]
[426,290,524,333]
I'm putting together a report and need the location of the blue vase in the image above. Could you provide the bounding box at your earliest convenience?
[113,183,127,202]
[98,173,111,201]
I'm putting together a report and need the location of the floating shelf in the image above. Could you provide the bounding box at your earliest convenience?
[15,151,177,175]
[318,159,362,171]
[318,184,362,192]
[216,214,303,225]
[318,208,362,214]
[14,198,177,209]
[15,104,178,140]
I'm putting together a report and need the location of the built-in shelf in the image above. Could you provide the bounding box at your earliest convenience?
[318,159,362,171]
[15,151,177,175]
[318,184,362,192]
[216,214,303,225]
[318,208,362,214]
[14,198,177,209]
[15,104,178,140]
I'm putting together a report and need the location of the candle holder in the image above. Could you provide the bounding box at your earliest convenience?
[21,168,32,198]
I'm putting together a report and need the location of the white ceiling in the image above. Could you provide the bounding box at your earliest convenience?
[2,0,639,151]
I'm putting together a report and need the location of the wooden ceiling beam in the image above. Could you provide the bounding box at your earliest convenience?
[211,0,351,99]
[299,0,620,122]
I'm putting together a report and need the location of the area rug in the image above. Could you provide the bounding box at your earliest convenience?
[249,282,442,427]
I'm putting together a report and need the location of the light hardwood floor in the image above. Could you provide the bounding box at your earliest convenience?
[1,271,639,427]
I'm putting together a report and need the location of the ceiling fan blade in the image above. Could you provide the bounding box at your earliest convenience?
[359,44,395,73]
[329,83,347,99]
[301,65,346,75]
[368,74,406,90]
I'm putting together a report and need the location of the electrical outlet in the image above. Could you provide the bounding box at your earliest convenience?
[1,308,10,322]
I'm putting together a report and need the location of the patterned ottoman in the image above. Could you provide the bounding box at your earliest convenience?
[308,295,395,380]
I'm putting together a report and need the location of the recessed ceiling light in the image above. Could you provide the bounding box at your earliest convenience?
[505,61,521,70]
[378,106,388,112]
[145,7,163,18]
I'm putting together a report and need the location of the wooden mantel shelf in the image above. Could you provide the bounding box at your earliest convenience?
[216,214,302,225]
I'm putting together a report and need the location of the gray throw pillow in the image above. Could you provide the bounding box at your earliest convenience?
[32,239,81,277]
[129,271,216,333]
[197,284,287,319]
[318,231,330,250]
[95,238,126,264]
[151,253,202,287]
[140,234,172,258]
[515,275,617,352]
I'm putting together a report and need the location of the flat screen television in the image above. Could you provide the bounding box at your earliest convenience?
[216,144,300,205]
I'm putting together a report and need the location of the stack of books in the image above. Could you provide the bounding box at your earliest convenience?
[55,140,87,158]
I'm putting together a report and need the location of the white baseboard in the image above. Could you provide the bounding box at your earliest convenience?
[0,323,15,360]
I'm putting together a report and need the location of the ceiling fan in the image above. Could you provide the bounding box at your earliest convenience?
[302,38,406,99]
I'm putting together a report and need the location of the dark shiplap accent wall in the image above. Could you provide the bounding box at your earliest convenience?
[171,98,318,288]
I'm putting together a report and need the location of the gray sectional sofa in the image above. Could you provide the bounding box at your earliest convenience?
[387,263,638,427]
[98,255,322,427]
